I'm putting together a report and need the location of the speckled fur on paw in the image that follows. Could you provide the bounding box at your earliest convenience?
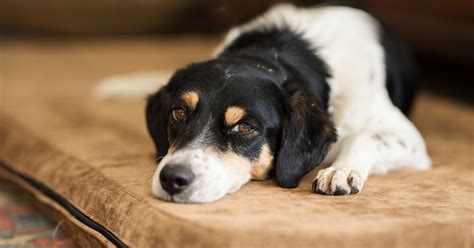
[312,167,363,195]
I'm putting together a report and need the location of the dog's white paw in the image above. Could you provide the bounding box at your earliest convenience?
[312,167,363,195]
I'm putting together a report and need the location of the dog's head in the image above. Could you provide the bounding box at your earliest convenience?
[147,58,336,203]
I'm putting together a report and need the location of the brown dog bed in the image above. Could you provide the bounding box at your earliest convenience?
[0,38,472,247]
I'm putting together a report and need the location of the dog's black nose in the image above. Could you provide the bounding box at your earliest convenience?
[160,164,194,195]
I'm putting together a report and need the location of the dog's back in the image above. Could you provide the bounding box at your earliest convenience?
[217,4,419,131]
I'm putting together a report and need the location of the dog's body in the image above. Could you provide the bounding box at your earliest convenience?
[97,4,431,203]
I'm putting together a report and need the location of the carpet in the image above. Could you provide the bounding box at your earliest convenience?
[0,178,76,247]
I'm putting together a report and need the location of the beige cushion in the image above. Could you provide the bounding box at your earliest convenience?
[0,37,472,247]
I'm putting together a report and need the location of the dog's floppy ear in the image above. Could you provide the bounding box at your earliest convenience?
[145,87,169,160]
[275,82,337,188]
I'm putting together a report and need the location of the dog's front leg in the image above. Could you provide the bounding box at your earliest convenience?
[312,111,431,196]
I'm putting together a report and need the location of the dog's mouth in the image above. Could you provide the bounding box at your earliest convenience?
[152,178,239,204]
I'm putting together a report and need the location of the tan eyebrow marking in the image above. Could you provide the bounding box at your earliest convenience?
[250,144,274,180]
[181,91,199,110]
[224,106,246,126]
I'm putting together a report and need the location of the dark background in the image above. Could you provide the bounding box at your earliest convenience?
[1,0,473,104]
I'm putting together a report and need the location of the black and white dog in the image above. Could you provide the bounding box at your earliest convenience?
[96,4,431,203]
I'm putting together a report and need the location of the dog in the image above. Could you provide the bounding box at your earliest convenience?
[96,4,431,203]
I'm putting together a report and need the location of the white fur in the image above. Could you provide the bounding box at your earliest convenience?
[97,4,431,199]
[219,4,430,195]
[152,148,251,203]
[93,71,171,100]
[151,123,251,203]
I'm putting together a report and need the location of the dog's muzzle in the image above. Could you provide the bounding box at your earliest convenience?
[151,148,251,203]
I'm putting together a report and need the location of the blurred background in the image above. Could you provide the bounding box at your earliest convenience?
[1,0,473,103]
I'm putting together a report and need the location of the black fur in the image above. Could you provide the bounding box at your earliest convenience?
[275,81,337,188]
[146,25,414,189]
[221,28,337,188]
[146,58,287,164]
[380,25,419,115]
[146,89,169,161]
[221,28,331,109]
[146,28,336,188]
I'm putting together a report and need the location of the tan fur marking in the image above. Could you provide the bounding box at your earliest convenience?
[206,147,252,183]
[250,144,274,180]
[181,91,199,110]
[167,144,177,155]
[208,146,247,166]
[225,106,246,126]
[221,151,250,168]
[202,144,272,183]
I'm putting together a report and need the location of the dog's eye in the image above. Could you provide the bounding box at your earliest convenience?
[171,107,187,122]
[231,122,253,134]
